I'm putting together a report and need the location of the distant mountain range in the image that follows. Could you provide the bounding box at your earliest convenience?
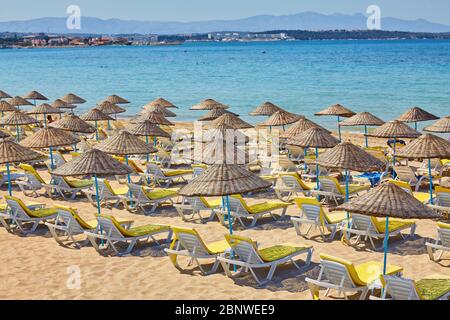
[1,12,450,35]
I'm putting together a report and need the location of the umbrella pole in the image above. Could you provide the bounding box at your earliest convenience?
[345,169,351,235]
[6,162,12,196]
[414,122,417,131]
[107,120,111,131]
[95,121,99,141]
[224,195,237,272]
[303,147,308,171]
[364,125,368,148]
[428,158,434,204]
[392,137,397,179]
[315,148,320,190]
[337,116,341,141]
[93,174,101,216]
[125,155,133,208]
[49,146,55,170]
[145,135,150,163]
[383,216,390,275]
[153,136,157,147]
[44,113,47,127]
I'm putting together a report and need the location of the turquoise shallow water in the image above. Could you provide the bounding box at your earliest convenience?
[0,40,449,131]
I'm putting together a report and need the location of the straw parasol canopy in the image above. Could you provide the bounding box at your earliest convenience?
[141,105,176,117]
[366,120,421,139]
[190,99,229,110]
[318,141,386,172]
[250,102,283,116]
[49,114,96,134]
[287,127,339,148]
[52,99,76,110]
[80,108,114,122]
[8,96,33,107]
[0,139,42,164]
[95,130,157,155]
[334,182,440,219]
[197,108,238,122]
[281,116,329,139]
[125,120,171,138]
[27,103,63,115]
[259,110,300,127]
[23,91,48,101]
[315,104,355,117]
[339,112,385,127]
[397,107,439,124]
[134,111,174,126]
[0,130,10,139]
[52,148,132,177]
[424,116,450,133]
[144,97,178,109]
[0,101,18,113]
[96,101,126,115]
[210,113,253,130]
[0,90,12,99]
[396,134,450,160]
[1,110,38,125]
[179,164,271,197]
[21,127,80,149]
[104,94,130,104]
[60,93,86,105]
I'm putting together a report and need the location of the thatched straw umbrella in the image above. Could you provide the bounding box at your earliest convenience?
[335,182,440,275]
[21,127,80,169]
[339,112,385,148]
[1,110,38,142]
[95,131,157,205]
[249,101,283,117]
[315,104,355,141]
[179,164,271,235]
[52,99,77,113]
[96,101,126,129]
[52,149,132,215]
[144,97,178,109]
[27,103,63,127]
[0,130,10,139]
[0,101,18,119]
[80,108,114,141]
[397,107,439,130]
[424,116,450,134]
[397,134,450,203]
[287,127,339,187]
[281,116,329,139]
[366,120,421,168]
[259,110,300,131]
[141,105,176,118]
[190,99,229,110]
[197,108,237,122]
[125,120,170,162]
[0,138,42,195]
[23,90,49,106]
[0,90,12,100]
[210,113,253,130]
[60,93,86,105]
[49,114,96,152]
[135,111,174,126]
[8,96,33,109]
[104,94,130,105]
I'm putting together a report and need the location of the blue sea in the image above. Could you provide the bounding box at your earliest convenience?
[0,40,449,131]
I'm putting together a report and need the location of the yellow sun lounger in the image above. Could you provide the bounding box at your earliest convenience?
[164,227,230,275]
[342,213,416,250]
[428,186,450,217]
[127,183,178,214]
[85,178,128,208]
[274,172,315,201]
[217,194,291,228]
[141,163,192,187]
[377,275,450,300]
[175,196,222,222]
[313,176,370,205]
[0,195,59,234]
[292,197,348,241]
[306,254,403,300]
[217,234,313,285]
[85,214,172,255]
[17,163,55,197]
[389,180,430,203]
[426,222,450,262]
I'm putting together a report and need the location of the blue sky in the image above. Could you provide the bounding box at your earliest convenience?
[1,0,450,25]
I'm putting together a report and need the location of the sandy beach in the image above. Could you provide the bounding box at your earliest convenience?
[0,119,448,300]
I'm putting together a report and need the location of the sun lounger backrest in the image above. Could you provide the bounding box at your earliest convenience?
[97,216,124,238]
[226,197,247,215]
[435,187,450,207]
[320,259,356,288]
[146,163,165,178]
[351,214,378,233]
[226,235,263,264]
[185,197,209,211]
[97,179,115,199]
[382,276,419,300]
[393,167,417,184]
[437,224,450,247]
[50,174,71,189]
[319,177,341,195]
[19,164,45,184]
[175,231,211,256]
[301,203,321,223]
[5,197,32,219]
[54,209,85,234]
[278,174,304,190]
[53,153,67,168]
[127,183,148,202]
